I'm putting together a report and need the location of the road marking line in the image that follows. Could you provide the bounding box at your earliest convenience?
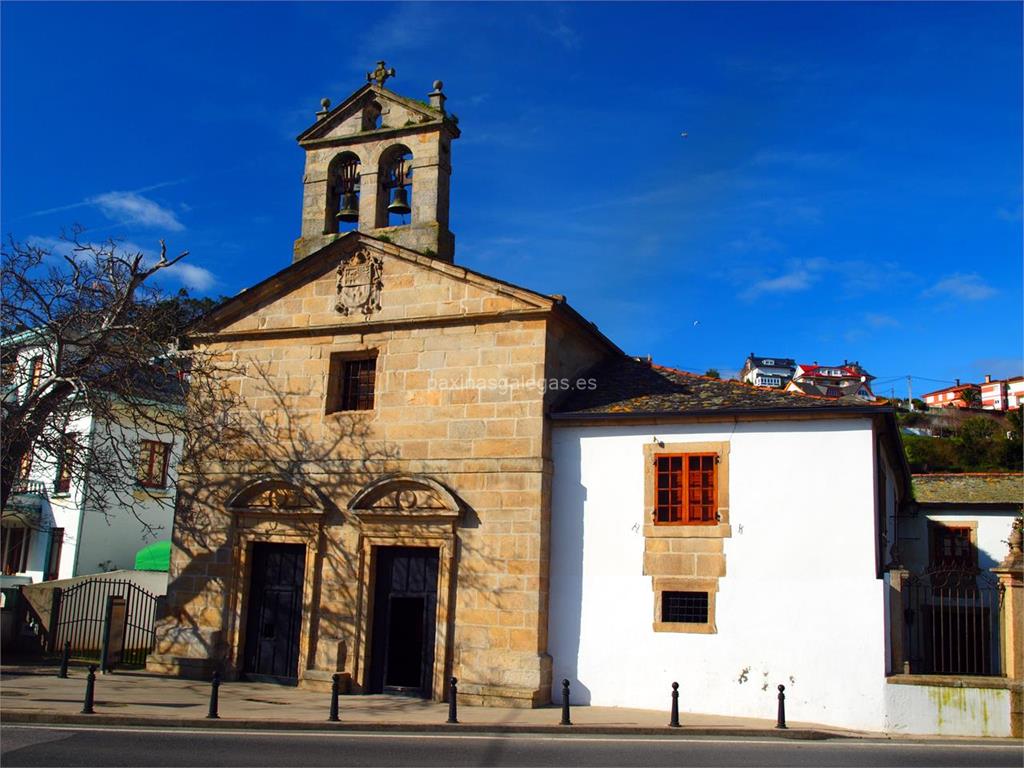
[2,725,1017,750]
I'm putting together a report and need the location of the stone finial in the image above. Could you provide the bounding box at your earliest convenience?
[996,515,1024,572]
[316,97,331,120]
[429,80,446,112]
[367,60,396,87]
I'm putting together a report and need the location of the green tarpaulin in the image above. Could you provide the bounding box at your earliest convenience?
[134,541,171,571]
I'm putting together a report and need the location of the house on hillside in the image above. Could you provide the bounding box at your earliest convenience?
[738,354,796,388]
[922,380,981,409]
[981,375,1008,411]
[0,330,179,583]
[1006,377,1024,410]
[784,361,875,400]
[148,65,1021,738]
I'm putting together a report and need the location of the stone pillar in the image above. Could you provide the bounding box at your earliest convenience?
[992,517,1023,737]
[887,567,910,675]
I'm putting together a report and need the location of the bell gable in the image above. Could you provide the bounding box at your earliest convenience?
[196,234,553,337]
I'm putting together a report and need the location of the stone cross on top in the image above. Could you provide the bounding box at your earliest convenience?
[367,60,396,87]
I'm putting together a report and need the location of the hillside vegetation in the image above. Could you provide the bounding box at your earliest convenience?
[899,408,1022,473]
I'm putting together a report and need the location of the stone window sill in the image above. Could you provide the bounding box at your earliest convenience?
[653,621,717,634]
[644,522,731,539]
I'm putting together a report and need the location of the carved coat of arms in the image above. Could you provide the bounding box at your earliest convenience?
[335,249,383,317]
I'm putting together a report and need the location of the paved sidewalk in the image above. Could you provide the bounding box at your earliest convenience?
[0,662,855,739]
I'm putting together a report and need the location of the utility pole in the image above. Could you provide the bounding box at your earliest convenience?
[907,375,914,411]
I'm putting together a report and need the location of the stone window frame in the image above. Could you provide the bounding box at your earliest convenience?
[643,441,731,539]
[652,577,719,634]
[326,349,379,414]
[927,519,979,570]
[643,441,730,634]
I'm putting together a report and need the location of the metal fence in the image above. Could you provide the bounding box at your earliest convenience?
[52,578,158,667]
[904,567,1004,676]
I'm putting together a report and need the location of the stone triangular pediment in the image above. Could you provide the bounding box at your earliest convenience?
[194,233,553,336]
[297,84,453,146]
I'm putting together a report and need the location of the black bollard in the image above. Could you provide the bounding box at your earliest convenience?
[58,641,71,679]
[669,681,680,727]
[447,677,459,724]
[329,673,341,722]
[207,671,221,719]
[81,665,96,714]
[560,678,572,726]
[776,684,787,729]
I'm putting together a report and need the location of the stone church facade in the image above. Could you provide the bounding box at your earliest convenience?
[148,68,617,706]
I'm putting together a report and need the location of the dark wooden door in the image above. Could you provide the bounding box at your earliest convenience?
[243,543,305,680]
[369,547,439,695]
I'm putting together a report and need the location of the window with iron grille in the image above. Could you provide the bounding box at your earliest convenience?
[54,434,78,494]
[661,591,709,623]
[28,356,44,390]
[654,454,717,524]
[138,440,171,488]
[931,524,976,569]
[1,527,30,575]
[327,353,377,412]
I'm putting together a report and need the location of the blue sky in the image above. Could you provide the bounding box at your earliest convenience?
[2,2,1021,396]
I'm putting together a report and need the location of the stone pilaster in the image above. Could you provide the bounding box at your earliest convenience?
[992,517,1023,737]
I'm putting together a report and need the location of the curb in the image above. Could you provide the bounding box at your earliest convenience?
[0,710,842,740]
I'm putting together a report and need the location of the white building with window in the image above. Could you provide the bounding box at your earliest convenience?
[738,354,796,388]
[546,357,1019,737]
[1,334,179,583]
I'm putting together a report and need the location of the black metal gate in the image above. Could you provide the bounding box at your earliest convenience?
[904,567,1004,676]
[52,578,158,667]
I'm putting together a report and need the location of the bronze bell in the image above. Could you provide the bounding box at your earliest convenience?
[337,192,359,222]
[387,187,411,216]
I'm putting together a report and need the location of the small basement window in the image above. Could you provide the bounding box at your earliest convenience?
[661,591,709,623]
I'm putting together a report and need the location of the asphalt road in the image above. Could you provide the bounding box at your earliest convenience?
[1,725,1020,767]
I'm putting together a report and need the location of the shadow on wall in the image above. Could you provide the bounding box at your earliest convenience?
[548,431,591,706]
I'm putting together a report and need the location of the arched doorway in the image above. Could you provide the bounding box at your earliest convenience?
[226,478,323,683]
[348,474,461,699]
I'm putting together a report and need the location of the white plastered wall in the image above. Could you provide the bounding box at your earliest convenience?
[548,417,889,732]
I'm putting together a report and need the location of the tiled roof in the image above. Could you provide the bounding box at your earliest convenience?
[921,383,980,398]
[912,473,1024,505]
[553,356,887,417]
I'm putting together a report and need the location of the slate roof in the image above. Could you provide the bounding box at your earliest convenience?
[912,473,1024,505]
[748,355,796,368]
[553,356,887,417]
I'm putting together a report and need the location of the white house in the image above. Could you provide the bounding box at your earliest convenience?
[547,357,1020,736]
[1,332,180,583]
[738,353,796,388]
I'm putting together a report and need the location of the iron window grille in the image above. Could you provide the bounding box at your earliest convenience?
[661,591,709,623]
[343,358,376,411]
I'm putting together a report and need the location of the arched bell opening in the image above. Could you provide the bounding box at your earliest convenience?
[377,145,413,228]
[362,100,384,132]
[326,152,361,234]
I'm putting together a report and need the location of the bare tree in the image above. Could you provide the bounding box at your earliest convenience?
[0,229,201,536]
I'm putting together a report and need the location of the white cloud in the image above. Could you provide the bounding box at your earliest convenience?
[742,267,815,300]
[751,150,843,170]
[24,235,214,292]
[972,357,1024,380]
[923,273,997,302]
[996,204,1022,222]
[162,261,216,292]
[864,312,900,329]
[90,191,184,231]
[726,229,784,253]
